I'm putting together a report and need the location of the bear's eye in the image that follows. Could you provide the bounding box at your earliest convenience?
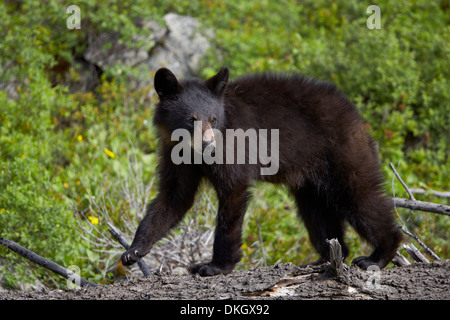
[210,116,217,125]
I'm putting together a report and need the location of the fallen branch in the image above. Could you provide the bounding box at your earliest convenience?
[389,162,442,261]
[389,162,450,216]
[403,243,430,263]
[409,188,450,199]
[107,222,151,276]
[398,225,441,261]
[389,162,416,201]
[0,237,97,287]
[392,251,411,267]
[393,198,450,216]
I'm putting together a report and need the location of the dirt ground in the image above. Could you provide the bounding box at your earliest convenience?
[1,260,449,300]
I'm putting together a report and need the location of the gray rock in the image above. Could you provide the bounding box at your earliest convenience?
[84,19,166,70]
[146,13,211,78]
[84,13,212,89]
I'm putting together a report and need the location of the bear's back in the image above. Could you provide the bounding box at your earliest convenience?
[224,72,363,145]
[224,73,360,130]
[221,72,373,184]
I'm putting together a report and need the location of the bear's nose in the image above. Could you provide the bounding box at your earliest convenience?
[201,123,216,154]
[203,125,215,142]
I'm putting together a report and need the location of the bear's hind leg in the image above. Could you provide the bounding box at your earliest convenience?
[347,192,402,269]
[293,186,349,266]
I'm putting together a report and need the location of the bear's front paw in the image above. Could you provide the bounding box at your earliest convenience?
[121,247,144,266]
[189,262,232,277]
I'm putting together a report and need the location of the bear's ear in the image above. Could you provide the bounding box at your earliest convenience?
[154,68,181,99]
[205,66,229,97]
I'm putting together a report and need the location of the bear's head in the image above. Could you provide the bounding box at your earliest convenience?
[153,67,229,152]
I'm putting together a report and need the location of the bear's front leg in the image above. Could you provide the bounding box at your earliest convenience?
[122,162,202,267]
[121,198,165,266]
[191,184,250,276]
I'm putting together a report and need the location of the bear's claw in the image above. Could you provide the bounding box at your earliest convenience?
[121,248,141,266]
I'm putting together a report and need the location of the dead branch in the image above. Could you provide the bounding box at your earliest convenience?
[393,243,433,266]
[392,251,411,267]
[403,243,430,263]
[0,237,97,287]
[107,222,151,276]
[390,162,418,221]
[389,162,450,216]
[389,163,416,201]
[398,225,441,261]
[393,198,450,216]
[389,162,442,261]
[409,188,450,199]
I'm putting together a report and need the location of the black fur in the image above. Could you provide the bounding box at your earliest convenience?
[121,67,402,275]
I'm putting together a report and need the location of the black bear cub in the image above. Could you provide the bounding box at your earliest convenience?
[121,66,402,276]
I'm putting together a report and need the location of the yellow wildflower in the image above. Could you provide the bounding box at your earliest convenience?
[64,182,69,188]
[87,216,99,225]
[104,148,115,159]
[77,135,83,142]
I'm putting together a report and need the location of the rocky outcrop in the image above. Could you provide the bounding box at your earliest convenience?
[83,13,212,89]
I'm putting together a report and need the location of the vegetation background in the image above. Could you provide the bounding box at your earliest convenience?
[0,0,449,289]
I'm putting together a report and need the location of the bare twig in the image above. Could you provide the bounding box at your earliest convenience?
[390,162,442,261]
[107,223,151,276]
[398,225,441,261]
[0,237,97,287]
[389,162,416,201]
[390,162,416,221]
[403,243,430,263]
[392,251,411,267]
